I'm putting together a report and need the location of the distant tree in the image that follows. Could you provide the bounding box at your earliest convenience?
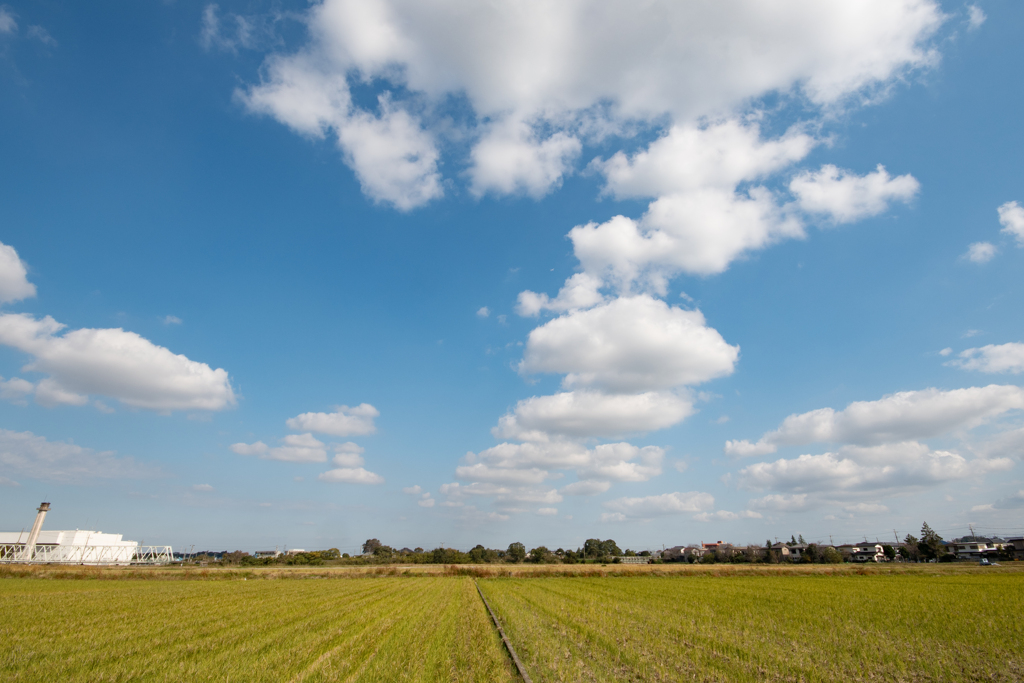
[882,545,896,561]
[528,546,552,563]
[919,523,947,561]
[639,550,651,557]
[821,547,842,564]
[507,542,526,563]
[414,547,424,553]
[583,539,603,558]
[624,549,636,556]
[373,545,395,560]
[789,535,797,546]
[802,544,819,563]
[901,534,920,562]
[562,549,579,564]
[342,553,350,559]
[798,534,806,544]
[362,539,383,555]
[600,539,622,557]
[468,544,488,563]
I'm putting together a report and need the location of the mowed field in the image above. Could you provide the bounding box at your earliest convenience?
[1,566,1022,682]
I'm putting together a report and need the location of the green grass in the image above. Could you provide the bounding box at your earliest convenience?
[0,576,516,682]
[479,572,1024,682]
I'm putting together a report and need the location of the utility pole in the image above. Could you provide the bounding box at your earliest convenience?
[893,530,900,545]
[969,523,976,539]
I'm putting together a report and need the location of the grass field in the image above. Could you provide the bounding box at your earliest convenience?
[478,571,1024,682]
[2,565,1022,682]
[0,576,516,682]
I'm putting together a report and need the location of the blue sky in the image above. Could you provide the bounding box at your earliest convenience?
[1,0,1022,554]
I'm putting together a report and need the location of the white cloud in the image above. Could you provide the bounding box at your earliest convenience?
[26,25,55,47]
[0,376,34,404]
[230,441,268,456]
[0,313,235,411]
[417,493,435,507]
[726,385,1024,455]
[693,510,762,522]
[241,0,943,207]
[455,462,550,485]
[286,403,378,436]
[939,347,953,356]
[966,5,986,31]
[232,433,328,463]
[603,491,715,519]
[460,440,664,486]
[516,273,604,317]
[963,242,996,264]
[34,378,89,407]
[476,306,490,318]
[748,493,810,512]
[0,241,37,304]
[441,481,562,505]
[163,315,183,325]
[192,484,215,492]
[537,507,558,516]
[469,119,580,198]
[948,343,1024,374]
[843,502,889,514]
[737,441,1011,493]
[318,467,385,484]
[0,428,160,483]
[0,8,16,34]
[200,4,277,53]
[331,441,365,467]
[520,296,738,393]
[402,484,422,495]
[0,476,18,487]
[998,201,1024,246]
[493,390,693,440]
[560,479,611,496]
[790,164,919,223]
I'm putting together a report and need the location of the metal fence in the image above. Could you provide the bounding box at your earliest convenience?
[0,543,174,565]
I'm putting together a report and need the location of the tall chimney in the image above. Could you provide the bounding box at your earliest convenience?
[23,502,50,561]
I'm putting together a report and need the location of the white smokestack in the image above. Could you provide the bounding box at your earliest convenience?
[23,502,50,561]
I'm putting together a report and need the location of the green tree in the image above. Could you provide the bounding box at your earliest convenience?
[600,539,622,557]
[373,545,395,561]
[821,547,842,564]
[362,539,382,555]
[528,546,551,563]
[507,542,526,563]
[919,522,947,561]
[901,534,920,562]
[882,544,896,561]
[583,538,603,558]
[802,544,819,563]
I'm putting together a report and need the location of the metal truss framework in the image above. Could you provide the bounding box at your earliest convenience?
[0,543,174,565]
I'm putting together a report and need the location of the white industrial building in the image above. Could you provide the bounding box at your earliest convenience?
[0,502,172,566]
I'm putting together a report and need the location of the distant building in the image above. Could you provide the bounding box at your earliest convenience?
[617,556,650,564]
[771,543,807,561]
[836,543,885,562]
[1006,537,1024,560]
[254,549,282,559]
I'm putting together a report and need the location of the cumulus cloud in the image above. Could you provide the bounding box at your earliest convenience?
[843,502,888,514]
[693,510,762,522]
[0,313,235,411]
[0,428,161,483]
[947,343,1024,374]
[402,484,422,495]
[192,484,215,492]
[790,164,919,223]
[976,490,1024,511]
[520,296,738,393]
[417,493,435,507]
[516,273,604,317]
[232,433,327,463]
[737,441,1011,493]
[725,385,1024,455]
[440,481,562,506]
[998,201,1024,246]
[536,507,558,516]
[240,0,942,207]
[469,120,581,198]
[0,241,37,304]
[476,306,490,318]
[494,390,693,441]
[331,442,365,467]
[286,403,378,436]
[0,376,35,404]
[603,491,715,519]
[963,242,996,264]
[560,479,611,496]
[748,493,810,512]
[318,467,385,484]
